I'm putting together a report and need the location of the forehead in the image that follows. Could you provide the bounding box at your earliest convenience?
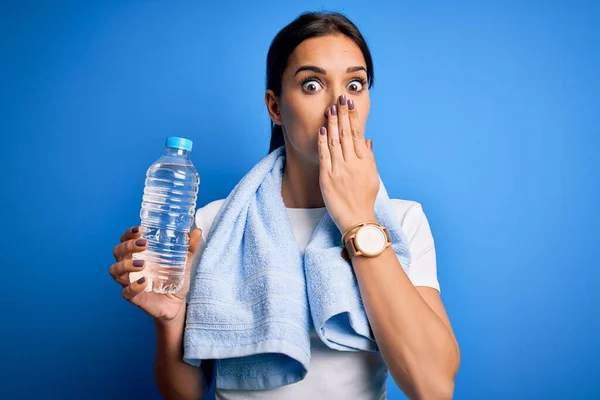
[287,34,367,73]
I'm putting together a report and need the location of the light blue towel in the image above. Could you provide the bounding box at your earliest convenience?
[183,146,411,390]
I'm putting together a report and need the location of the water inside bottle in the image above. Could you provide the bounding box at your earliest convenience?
[130,153,198,294]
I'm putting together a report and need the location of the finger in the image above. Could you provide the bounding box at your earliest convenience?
[348,99,369,159]
[109,259,145,287]
[120,226,143,243]
[123,277,147,302]
[327,104,344,169]
[318,126,332,174]
[112,238,148,262]
[336,95,355,161]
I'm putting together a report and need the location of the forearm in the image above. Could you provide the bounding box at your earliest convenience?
[154,309,205,400]
[352,247,459,400]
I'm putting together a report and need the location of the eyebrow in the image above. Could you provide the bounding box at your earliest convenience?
[294,65,367,75]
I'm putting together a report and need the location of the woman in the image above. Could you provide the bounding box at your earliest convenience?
[109,11,460,400]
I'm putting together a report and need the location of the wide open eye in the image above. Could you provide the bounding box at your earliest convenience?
[347,78,367,93]
[301,78,324,93]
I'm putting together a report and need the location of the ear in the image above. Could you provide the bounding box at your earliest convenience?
[265,89,282,125]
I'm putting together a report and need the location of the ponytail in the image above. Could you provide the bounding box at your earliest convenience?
[268,122,285,153]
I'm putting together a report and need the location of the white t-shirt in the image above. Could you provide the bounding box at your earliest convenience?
[192,198,440,400]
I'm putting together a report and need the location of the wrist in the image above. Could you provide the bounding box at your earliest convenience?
[154,308,187,363]
[339,213,377,234]
[154,304,187,331]
[341,218,391,261]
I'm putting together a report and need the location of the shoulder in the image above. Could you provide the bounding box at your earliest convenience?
[389,198,430,234]
[389,198,436,252]
[388,198,423,219]
[194,198,227,237]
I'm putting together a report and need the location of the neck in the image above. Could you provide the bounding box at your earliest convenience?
[281,146,325,209]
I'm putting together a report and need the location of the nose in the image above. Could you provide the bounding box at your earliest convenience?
[323,92,346,118]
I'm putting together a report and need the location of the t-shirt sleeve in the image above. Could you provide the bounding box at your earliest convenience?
[187,199,226,299]
[399,202,440,292]
[193,205,209,250]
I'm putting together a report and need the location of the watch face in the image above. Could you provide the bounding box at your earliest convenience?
[355,225,387,256]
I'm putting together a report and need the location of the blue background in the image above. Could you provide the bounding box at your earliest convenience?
[2,1,598,399]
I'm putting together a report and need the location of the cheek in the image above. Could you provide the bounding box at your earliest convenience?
[356,96,370,127]
[282,92,328,133]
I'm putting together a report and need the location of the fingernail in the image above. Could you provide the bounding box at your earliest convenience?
[131,226,139,233]
[133,260,144,267]
[137,277,146,284]
[320,126,327,135]
[331,105,337,116]
[339,95,346,106]
[135,239,147,247]
[348,99,355,111]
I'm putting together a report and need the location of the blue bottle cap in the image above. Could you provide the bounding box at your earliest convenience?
[166,136,193,151]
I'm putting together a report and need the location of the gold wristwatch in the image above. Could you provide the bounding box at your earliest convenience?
[341,222,392,260]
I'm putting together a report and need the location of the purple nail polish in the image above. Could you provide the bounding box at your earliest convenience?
[135,239,147,247]
[339,95,346,106]
[331,105,337,116]
[137,277,146,284]
[133,260,144,267]
[131,226,139,233]
[348,99,355,111]
[320,127,327,135]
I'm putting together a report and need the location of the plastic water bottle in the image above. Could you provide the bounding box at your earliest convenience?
[130,137,199,294]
